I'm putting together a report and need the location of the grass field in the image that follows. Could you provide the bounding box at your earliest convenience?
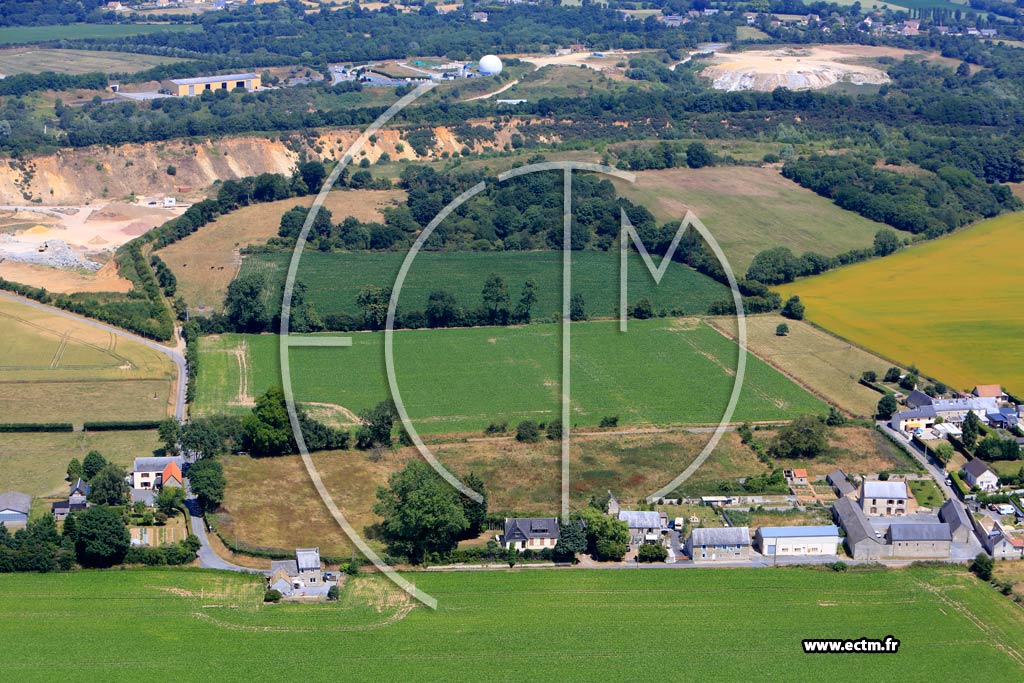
[1,566,1022,682]
[776,212,1024,396]
[0,429,161,500]
[909,479,944,509]
[709,314,896,417]
[0,23,198,46]
[160,188,405,312]
[0,295,176,424]
[612,167,899,273]
[241,250,730,322]
[0,48,185,75]
[194,318,825,433]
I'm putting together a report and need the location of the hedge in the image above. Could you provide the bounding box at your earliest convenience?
[205,513,347,564]
[83,420,163,431]
[0,422,74,433]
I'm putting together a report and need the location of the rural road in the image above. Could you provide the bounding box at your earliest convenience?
[878,421,957,501]
[0,290,187,421]
[185,499,265,574]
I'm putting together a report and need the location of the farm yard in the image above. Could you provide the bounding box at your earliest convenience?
[0,48,186,75]
[0,294,176,424]
[241,249,730,322]
[1,566,1022,682]
[776,212,1024,396]
[194,319,825,433]
[612,166,896,273]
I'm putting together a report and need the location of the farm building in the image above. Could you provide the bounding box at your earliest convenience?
[52,478,90,521]
[961,459,1000,492]
[886,524,952,559]
[860,480,915,517]
[0,491,30,529]
[754,525,840,557]
[832,497,885,560]
[617,510,663,544]
[132,456,186,490]
[501,518,559,551]
[163,73,261,97]
[938,499,973,544]
[685,527,751,562]
[826,469,856,499]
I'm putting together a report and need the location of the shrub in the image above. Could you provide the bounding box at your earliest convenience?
[781,296,804,320]
[166,165,177,176]
[327,585,340,601]
[637,543,668,563]
[516,420,540,443]
[776,323,789,336]
[599,415,619,429]
[862,370,877,383]
[264,589,282,603]
[484,421,508,435]
[970,553,994,581]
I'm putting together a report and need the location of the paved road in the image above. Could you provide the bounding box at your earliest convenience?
[185,498,264,574]
[877,421,956,500]
[0,290,187,421]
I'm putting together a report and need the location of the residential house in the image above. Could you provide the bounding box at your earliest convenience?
[754,525,840,557]
[860,480,916,516]
[833,497,885,560]
[961,459,1000,492]
[606,491,620,516]
[939,499,973,544]
[52,478,90,521]
[980,523,1022,560]
[785,468,809,487]
[161,461,183,488]
[270,547,324,592]
[892,395,1000,432]
[502,517,559,551]
[973,385,1006,400]
[0,491,30,528]
[471,11,488,22]
[661,15,684,27]
[131,456,186,490]
[826,469,856,499]
[617,510,663,545]
[886,523,952,559]
[685,527,751,562]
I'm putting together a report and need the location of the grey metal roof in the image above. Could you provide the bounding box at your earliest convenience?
[170,73,259,86]
[133,456,185,473]
[905,390,934,409]
[888,523,952,542]
[130,488,156,506]
[939,499,970,532]
[0,491,30,514]
[70,478,90,496]
[895,407,936,421]
[962,459,997,479]
[826,470,855,496]
[689,526,750,546]
[270,560,299,576]
[295,547,321,572]
[862,480,910,499]
[617,510,662,529]
[504,518,559,541]
[756,525,840,539]
[833,497,881,547]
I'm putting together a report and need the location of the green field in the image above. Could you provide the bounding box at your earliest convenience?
[777,212,1024,396]
[0,23,198,46]
[1,566,1022,682]
[243,250,730,321]
[195,318,825,432]
[0,48,187,75]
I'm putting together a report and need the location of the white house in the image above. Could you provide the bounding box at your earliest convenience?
[754,525,840,556]
[961,459,1000,492]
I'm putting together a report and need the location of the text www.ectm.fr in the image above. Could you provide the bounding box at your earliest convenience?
[803,637,900,654]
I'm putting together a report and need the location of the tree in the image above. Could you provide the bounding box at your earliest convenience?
[87,464,128,506]
[327,584,340,601]
[180,419,224,460]
[963,411,982,449]
[373,460,468,564]
[975,435,1021,461]
[224,270,270,332]
[578,507,629,561]
[75,506,130,568]
[264,589,282,603]
[355,400,395,450]
[781,296,805,320]
[514,280,537,323]
[970,552,994,581]
[934,441,954,465]
[877,394,898,419]
[862,370,877,383]
[569,293,586,321]
[776,323,789,336]
[425,289,461,327]
[825,406,846,427]
[82,451,107,480]
[769,415,830,459]
[637,542,668,563]
[874,228,900,257]
[355,285,392,330]
[546,419,563,441]
[156,486,185,517]
[686,142,714,169]
[884,367,901,383]
[242,387,296,457]
[506,544,518,567]
[630,298,654,319]
[188,458,226,513]
[461,471,488,536]
[515,420,540,443]
[481,273,510,325]
[553,518,587,562]
[66,458,83,482]
[157,418,181,454]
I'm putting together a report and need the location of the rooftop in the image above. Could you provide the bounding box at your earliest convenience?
[504,517,559,541]
[169,73,259,86]
[888,523,952,542]
[757,525,840,539]
[0,491,30,514]
[862,480,910,499]
[617,510,662,529]
[962,459,997,479]
[833,497,881,547]
[133,456,185,473]
[690,526,750,546]
[295,547,321,572]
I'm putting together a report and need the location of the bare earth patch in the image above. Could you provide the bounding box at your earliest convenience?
[702,47,890,91]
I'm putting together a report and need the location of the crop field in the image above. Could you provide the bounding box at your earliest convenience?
[241,250,729,322]
[160,188,405,312]
[194,319,825,432]
[0,23,198,46]
[612,167,899,273]
[1,566,1022,682]
[0,429,161,500]
[776,212,1024,396]
[709,314,895,417]
[0,48,186,75]
[0,294,176,424]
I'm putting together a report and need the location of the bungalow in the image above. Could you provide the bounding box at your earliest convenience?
[502,517,559,551]
[826,469,856,499]
[860,480,916,516]
[0,491,30,529]
[685,527,751,562]
[131,456,186,490]
[961,459,1000,492]
[52,478,90,521]
[939,499,973,544]
[618,510,663,545]
[754,525,840,556]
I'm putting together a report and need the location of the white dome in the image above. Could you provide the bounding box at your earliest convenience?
[478,55,503,75]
